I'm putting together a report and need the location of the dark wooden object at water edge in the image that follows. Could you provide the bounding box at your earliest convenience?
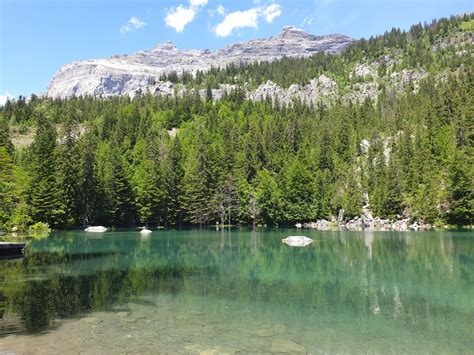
[0,242,26,258]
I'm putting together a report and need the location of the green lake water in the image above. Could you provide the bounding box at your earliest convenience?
[0,229,473,353]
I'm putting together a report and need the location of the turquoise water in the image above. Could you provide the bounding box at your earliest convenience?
[0,229,473,353]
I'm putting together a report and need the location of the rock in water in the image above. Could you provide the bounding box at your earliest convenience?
[47,27,354,99]
[282,236,313,247]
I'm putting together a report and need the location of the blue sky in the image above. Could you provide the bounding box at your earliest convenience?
[1,0,472,101]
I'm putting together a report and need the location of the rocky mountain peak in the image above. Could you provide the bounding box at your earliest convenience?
[47,28,355,98]
[150,40,177,52]
[278,26,310,39]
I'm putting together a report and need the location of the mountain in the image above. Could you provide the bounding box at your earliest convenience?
[46,27,354,98]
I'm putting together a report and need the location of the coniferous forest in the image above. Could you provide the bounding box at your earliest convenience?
[0,15,472,230]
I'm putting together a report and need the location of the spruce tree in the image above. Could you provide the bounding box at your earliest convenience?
[163,136,184,226]
[0,146,14,228]
[78,132,101,226]
[282,159,315,223]
[56,114,81,227]
[0,117,14,228]
[29,108,61,226]
[446,151,473,226]
[255,169,281,225]
[181,133,212,226]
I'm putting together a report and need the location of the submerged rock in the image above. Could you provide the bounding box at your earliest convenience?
[116,311,130,318]
[272,323,288,334]
[270,339,306,353]
[256,328,275,337]
[82,317,98,323]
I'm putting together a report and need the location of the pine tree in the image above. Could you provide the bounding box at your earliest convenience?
[382,157,403,219]
[446,151,473,226]
[206,84,213,103]
[181,133,213,226]
[0,146,14,228]
[0,116,13,155]
[341,169,364,218]
[29,108,62,226]
[78,132,101,226]
[0,117,14,228]
[132,138,164,226]
[163,136,184,226]
[56,115,81,227]
[134,159,163,226]
[255,169,281,225]
[313,169,333,219]
[98,141,135,226]
[282,159,315,223]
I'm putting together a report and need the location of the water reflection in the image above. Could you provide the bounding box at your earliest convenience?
[0,230,472,352]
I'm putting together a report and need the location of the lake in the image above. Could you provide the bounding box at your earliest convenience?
[0,229,473,353]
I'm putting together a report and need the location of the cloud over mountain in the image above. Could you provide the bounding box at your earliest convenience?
[165,0,208,33]
[120,16,147,34]
[214,3,282,37]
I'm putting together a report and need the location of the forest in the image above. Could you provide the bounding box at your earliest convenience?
[0,15,472,230]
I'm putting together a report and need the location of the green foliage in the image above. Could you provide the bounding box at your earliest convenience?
[282,159,315,223]
[459,19,474,32]
[29,107,63,227]
[0,146,14,229]
[254,169,282,225]
[10,201,32,231]
[446,151,474,226]
[28,222,51,232]
[28,222,51,239]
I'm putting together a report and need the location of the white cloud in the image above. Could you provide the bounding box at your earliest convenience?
[190,0,207,6]
[120,16,147,34]
[262,3,281,23]
[217,4,226,15]
[0,92,14,106]
[301,16,314,26]
[165,5,197,32]
[213,3,282,37]
[214,9,259,37]
[165,0,208,33]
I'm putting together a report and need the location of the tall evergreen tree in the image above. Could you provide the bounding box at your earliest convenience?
[255,169,282,225]
[78,131,101,226]
[181,132,213,226]
[56,114,81,227]
[0,117,14,225]
[163,136,184,226]
[282,159,315,223]
[29,108,61,226]
[446,151,473,226]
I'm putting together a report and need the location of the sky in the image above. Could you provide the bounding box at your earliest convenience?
[0,0,472,102]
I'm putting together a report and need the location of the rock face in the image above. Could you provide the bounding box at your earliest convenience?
[250,74,339,104]
[46,27,354,98]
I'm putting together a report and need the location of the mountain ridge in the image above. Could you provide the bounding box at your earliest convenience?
[46,27,355,98]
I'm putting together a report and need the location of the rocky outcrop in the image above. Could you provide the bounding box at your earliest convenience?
[47,27,354,99]
[250,75,339,104]
[302,217,432,232]
[144,75,339,106]
[142,66,430,107]
[301,193,433,232]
